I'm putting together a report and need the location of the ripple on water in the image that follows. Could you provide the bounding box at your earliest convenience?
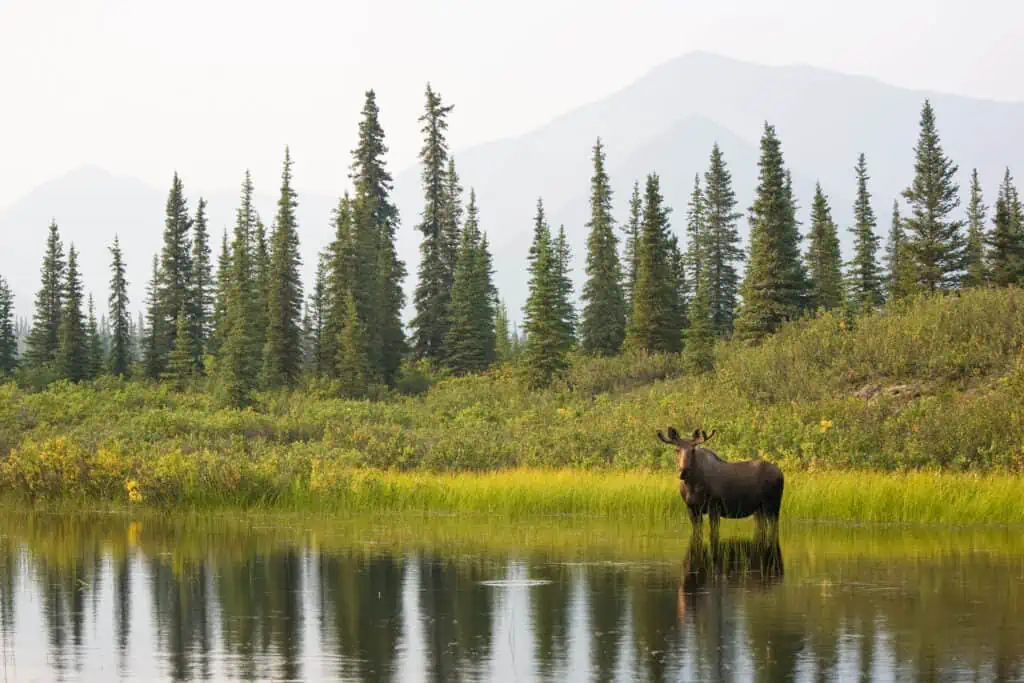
[477,579,553,587]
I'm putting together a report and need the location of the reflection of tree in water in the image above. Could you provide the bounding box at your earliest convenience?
[148,553,214,681]
[0,543,17,677]
[586,561,629,682]
[317,549,404,682]
[417,552,498,682]
[630,563,683,683]
[36,552,99,681]
[214,547,304,681]
[112,554,132,677]
[451,556,496,679]
[528,555,573,680]
[418,552,460,682]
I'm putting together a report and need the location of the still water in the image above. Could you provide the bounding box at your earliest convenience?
[0,510,1022,682]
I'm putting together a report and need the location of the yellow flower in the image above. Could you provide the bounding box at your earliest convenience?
[819,418,833,433]
[125,479,143,504]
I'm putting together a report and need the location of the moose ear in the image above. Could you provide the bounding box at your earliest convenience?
[691,428,702,442]
[702,429,717,443]
[657,430,672,445]
[666,427,681,442]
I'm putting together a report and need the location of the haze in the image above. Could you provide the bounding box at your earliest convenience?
[2,0,1023,210]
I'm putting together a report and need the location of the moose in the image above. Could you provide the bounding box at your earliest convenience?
[657,426,784,539]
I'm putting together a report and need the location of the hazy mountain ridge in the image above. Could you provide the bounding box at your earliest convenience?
[3,51,1023,333]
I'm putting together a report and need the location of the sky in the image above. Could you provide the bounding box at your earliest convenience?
[1,0,1023,211]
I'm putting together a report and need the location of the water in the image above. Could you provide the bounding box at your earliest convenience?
[0,510,1022,682]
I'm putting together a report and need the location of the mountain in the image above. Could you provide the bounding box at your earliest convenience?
[3,51,1024,334]
[0,165,340,331]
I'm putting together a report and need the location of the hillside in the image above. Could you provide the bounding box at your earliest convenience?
[2,287,1023,512]
[3,51,1024,329]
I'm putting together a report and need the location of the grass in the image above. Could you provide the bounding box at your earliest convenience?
[4,467,1024,526]
[2,287,1024,522]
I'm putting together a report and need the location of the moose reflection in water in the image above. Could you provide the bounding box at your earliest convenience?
[657,426,785,541]
[677,534,785,617]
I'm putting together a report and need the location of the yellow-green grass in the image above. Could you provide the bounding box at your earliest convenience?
[5,466,1023,526]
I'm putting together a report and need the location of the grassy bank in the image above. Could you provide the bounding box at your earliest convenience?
[2,288,1024,519]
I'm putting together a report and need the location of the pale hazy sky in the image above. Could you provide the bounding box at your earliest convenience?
[1,0,1023,210]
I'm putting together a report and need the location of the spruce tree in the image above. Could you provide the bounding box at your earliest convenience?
[107,235,132,377]
[963,168,988,288]
[411,84,456,363]
[336,289,371,398]
[300,302,314,377]
[0,276,16,376]
[668,232,688,336]
[143,255,164,380]
[208,229,231,358]
[85,294,103,380]
[885,200,916,301]
[805,182,845,312]
[901,99,966,293]
[308,251,330,377]
[554,225,578,349]
[683,173,705,297]
[702,143,744,337]
[164,304,194,389]
[251,215,270,364]
[621,181,643,312]
[521,198,568,388]
[494,299,512,363]
[154,171,193,378]
[322,193,354,377]
[782,170,811,313]
[24,220,66,368]
[986,168,1024,287]
[56,245,88,382]
[848,153,885,312]
[263,146,305,389]
[442,157,464,293]
[190,196,214,367]
[734,123,807,343]
[625,173,680,353]
[350,89,406,386]
[682,273,714,374]
[217,171,261,407]
[580,137,626,356]
[445,189,497,374]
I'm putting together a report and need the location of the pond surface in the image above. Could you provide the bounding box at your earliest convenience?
[0,510,1022,682]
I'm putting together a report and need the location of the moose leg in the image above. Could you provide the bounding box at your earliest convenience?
[708,509,721,545]
[687,505,703,538]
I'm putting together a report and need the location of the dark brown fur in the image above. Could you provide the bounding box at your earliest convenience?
[656,426,784,538]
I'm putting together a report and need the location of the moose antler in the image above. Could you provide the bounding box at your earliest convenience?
[700,429,717,443]
[657,427,682,445]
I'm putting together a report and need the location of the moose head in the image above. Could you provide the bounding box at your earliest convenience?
[657,426,716,481]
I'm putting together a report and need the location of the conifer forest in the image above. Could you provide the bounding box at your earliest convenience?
[1,89,1022,410]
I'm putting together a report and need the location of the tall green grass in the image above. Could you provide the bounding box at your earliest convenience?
[5,468,1023,525]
